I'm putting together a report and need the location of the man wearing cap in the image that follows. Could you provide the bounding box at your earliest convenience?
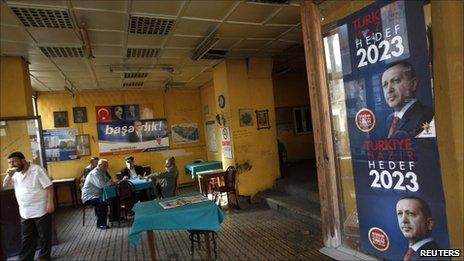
[120,156,145,180]
[3,151,54,261]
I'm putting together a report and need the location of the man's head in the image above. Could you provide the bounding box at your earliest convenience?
[125,156,134,168]
[134,121,143,132]
[90,156,99,168]
[114,106,123,119]
[97,159,109,172]
[129,105,135,114]
[165,156,175,169]
[396,196,433,244]
[382,61,417,112]
[7,151,28,171]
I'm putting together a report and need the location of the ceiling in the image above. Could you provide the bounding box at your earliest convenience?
[0,0,311,92]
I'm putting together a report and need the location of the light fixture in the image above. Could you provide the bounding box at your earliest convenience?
[110,64,174,73]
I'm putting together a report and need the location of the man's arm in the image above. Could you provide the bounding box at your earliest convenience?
[45,185,55,213]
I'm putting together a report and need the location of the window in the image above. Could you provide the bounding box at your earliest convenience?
[293,107,312,134]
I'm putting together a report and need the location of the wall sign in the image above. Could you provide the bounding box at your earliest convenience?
[329,1,449,259]
[221,127,232,159]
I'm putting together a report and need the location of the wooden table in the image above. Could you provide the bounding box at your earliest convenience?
[52,177,78,207]
[196,169,226,196]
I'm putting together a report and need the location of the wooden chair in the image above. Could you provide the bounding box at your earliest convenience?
[117,180,137,222]
[187,230,218,260]
[213,166,240,209]
[142,166,151,177]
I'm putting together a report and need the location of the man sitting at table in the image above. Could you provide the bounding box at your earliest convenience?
[120,156,145,180]
[79,156,98,189]
[145,157,178,198]
[81,159,113,229]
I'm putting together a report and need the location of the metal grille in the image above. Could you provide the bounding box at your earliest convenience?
[39,47,84,58]
[129,16,174,35]
[201,50,227,60]
[124,73,148,79]
[123,81,144,87]
[126,48,158,58]
[10,6,73,28]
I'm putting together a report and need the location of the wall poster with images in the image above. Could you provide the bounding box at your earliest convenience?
[95,104,169,155]
[73,107,87,123]
[53,111,69,128]
[75,134,91,156]
[43,128,78,161]
[255,109,270,130]
[324,1,449,259]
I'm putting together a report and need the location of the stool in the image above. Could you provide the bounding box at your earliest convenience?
[187,230,217,260]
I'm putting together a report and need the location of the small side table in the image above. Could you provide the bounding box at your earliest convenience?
[52,177,78,208]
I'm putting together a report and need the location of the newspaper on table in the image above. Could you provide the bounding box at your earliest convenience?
[158,194,210,209]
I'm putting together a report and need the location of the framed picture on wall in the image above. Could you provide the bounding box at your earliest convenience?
[256,109,271,130]
[53,111,69,128]
[239,109,254,127]
[76,134,91,156]
[73,107,87,123]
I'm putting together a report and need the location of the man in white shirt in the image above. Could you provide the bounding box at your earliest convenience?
[3,151,54,261]
[81,159,113,229]
[396,196,440,260]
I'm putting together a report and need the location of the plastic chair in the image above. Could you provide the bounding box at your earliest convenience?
[213,166,240,209]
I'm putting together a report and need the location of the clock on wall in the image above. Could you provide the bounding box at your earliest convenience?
[218,95,225,108]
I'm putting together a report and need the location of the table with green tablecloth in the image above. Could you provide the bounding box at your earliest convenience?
[102,178,155,223]
[184,161,223,178]
[129,193,224,260]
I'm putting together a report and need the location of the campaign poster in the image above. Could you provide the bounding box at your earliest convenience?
[43,128,78,162]
[328,1,449,259]
[96,119,169,155]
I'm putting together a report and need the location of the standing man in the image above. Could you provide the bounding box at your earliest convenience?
[3,152,54,261]
[381,61,434,138]
[396,196,440,260]
[81,159,113,229]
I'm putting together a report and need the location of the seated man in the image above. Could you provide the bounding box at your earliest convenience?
[79,156,99,189]
[145,157,178,198]
[120,156,145,180]
[81,159,113,229]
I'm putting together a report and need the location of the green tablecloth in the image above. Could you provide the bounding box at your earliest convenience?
[184,161,223,178]
[128,193,225,244]
[102,178,154,202]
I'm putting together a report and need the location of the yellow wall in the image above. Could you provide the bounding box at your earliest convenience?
[273,71,315,161]
[0,57,34,118]
[37,88,207,204]
[228,58,279,195]
[204,58,279,197]
[432,0,464,251]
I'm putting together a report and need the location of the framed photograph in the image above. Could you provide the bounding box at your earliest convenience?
[239,109,254,127]
[75,134,91,156]
[53,111,69,128]
[255,109,271,130]
[73,107,87,123]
